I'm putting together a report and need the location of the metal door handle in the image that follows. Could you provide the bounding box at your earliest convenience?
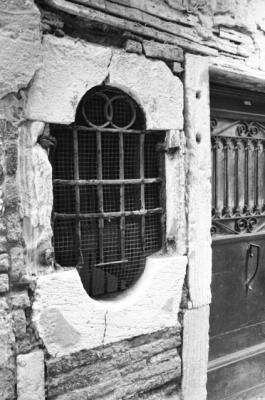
[246,243,260,293]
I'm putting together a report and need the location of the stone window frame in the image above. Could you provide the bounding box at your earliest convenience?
[24,36,187,358]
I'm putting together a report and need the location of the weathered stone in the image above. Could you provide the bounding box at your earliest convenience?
[12,309,27,339]
[0,313,15,383]
[0,253,9,272]
[172,61,184,74]
[0,237,7,253]
[26,35,183,130]
[10,246,25,279]
[17,350,45,400]
[4,177,19,210]
[10,291,30,310]
[143,40,184,62]
[125,39,142,54]
[46,327,181,399]
[109,50,183,130]
[26,35,112,124]
[0,368,16,400]
[0,0,42,98]
[5,143,18,176]
[0,297,9,313]
[19,122,53,276]
[0,274,9,293]
[5,211,23,243]
[33,255,186,357]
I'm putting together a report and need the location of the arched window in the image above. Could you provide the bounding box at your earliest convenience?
[51,86,165,298]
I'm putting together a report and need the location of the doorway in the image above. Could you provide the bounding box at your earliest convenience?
[207,85,265,399]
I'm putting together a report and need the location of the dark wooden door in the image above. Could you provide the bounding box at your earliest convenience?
[207,86,265,400]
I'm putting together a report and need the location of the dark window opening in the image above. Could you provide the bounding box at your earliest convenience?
[51,86,165,298]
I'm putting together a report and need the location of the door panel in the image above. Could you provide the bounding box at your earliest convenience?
[208,86,265,399]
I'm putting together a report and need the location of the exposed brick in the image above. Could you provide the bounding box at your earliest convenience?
[125,39,142,54]
[143,40,184,62]
[0,274,9,293]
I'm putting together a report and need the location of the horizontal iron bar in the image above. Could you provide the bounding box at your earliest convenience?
[54,208,162,219]
[212,213,265,221]
[211,135,265,141]
[53,178,162,185]
[95,259,128,267]
[72,125,163,134]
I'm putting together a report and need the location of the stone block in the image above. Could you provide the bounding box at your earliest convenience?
[17,350,45,400]
[125,39,142,54]
[172,61,184,74]
[0,368,15,400]
[26,36,183,130]
[0,0,42,98]
[0,253,9,272]
[12,309,26,339]
[10,246,25,278]
[10,291,30,309]
[0,274,9,293]
[5,143,18,176]
[33,255,186,357]
[143,40,184,62]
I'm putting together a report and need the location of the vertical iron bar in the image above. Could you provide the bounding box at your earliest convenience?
[244,139,250,214]
[234,138,239,215]
[73,128,83,266]
[212,137,217,217]
[223,138,229,216]
[119,131,125,291]
[254,140,259,213]
[140,133,145,253]
[96,131,105,291]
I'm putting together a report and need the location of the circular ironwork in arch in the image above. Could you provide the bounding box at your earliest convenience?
[76,86,145,130]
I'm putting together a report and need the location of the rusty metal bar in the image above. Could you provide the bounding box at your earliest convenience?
[119,131,125,262]
[54,208,163,219]
[96,131,104,264]
[73,128,83,266]
[53,178,162,185]
[140,133,145,253]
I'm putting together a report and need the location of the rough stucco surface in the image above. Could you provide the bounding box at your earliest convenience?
[33,254,187,357]
[0,0,42,99]
[26,35,183,130]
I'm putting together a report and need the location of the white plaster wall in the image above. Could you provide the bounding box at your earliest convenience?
[26,35,183,130]
[33,254,187,357]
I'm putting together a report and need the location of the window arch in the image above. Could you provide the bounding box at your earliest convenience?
[51,86,165,298]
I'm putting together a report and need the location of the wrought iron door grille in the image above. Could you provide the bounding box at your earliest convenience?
[51,87,165,297]
[211,117,265,236]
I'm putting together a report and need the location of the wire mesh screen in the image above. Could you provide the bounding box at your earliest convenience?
[51,86,165,298]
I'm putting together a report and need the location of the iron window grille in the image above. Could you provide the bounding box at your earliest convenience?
[51,86,166,298]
